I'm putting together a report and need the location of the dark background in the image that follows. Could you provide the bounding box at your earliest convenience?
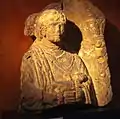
[0,0,120,111]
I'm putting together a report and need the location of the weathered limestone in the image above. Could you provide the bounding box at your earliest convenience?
[19,0,113,113]
[63,0,112,106]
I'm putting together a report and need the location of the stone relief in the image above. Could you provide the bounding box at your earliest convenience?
[19,0,113,113]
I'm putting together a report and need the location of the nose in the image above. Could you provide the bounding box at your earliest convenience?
[57,25,64,34]
[55,25,61,32]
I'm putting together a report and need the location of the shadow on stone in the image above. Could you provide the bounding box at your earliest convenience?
[62,20,82,53]
[104,20,120,107]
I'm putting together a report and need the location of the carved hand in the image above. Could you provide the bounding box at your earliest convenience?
[50,81,84,104]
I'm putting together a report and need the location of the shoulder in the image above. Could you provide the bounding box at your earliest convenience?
[22,41,43,62]
[21,44,43,75]
[21,50,33,72]
[22,49,33,65]
[21,45,42,72]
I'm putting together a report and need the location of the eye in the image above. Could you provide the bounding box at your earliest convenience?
[50,22,58,26]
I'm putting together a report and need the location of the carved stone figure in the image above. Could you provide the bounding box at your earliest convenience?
[19,0,112,113]
[62,0,112,106]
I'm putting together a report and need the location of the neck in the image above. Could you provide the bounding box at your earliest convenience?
[36,38,64,56]
[41,38,59,49]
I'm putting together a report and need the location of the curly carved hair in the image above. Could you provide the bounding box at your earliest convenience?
[34,9,67,39]
[24,2,62,37]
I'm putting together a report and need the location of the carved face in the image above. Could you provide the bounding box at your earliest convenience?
[45,22,65,43]
[36,9,66,42]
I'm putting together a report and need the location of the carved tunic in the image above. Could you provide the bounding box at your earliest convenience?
[20,40,95,112]
[19,0,113,113]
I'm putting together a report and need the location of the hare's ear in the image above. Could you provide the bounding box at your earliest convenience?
[24,13,38,36]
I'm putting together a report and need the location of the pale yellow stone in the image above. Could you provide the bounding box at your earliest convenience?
[19,0,113,113]
[63,0,112,106]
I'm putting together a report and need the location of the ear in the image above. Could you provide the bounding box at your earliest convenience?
[34,24,47,40]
